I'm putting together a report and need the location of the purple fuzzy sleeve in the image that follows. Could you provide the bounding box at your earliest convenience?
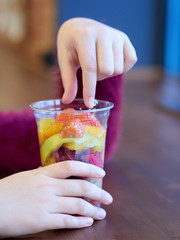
[0,109,41,177]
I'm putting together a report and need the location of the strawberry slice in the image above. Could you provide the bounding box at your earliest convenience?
[56,108,103,128]
[90,152,103,168]
[78,113,103,128]
[60,118,84,138]
[56,108,77,123]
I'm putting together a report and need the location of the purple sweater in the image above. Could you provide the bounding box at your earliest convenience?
[0,71,123,177]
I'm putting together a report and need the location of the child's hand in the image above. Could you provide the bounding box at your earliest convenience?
[57,17,137,108]
[0,161,112,237]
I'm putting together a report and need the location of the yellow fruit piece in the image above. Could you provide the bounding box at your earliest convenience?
[38,118,63,145]
[43,156,56,166]
[63,133,103,151]
[84,125,106,139]
[40,133,104,164]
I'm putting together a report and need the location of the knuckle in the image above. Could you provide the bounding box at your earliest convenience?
[62,216,70,228]
[30,215,48,232]
[114,66,123,75]
[128,54,138,65]
[99,65,114,77]
[81,181,91,195]
[98,26,111,38]
[37,185,52,203]
[121,32,129,41]
[74,26,94,39]
[76,199,86,214]
[132,54,138,64]
[35,176,49,192]
[84,25,95,36]
[83,62,97,72]
[76,218,81,227]
[61,161,74,172]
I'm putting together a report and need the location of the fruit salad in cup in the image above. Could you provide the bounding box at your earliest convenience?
[37,108,106,204]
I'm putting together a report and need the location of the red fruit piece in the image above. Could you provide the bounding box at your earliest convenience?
[78,113,103,128]
[56,108,77,123]
[60,118,84,138]
[80,152,103,168]
[55,147,76,162]
[90,152,103,168]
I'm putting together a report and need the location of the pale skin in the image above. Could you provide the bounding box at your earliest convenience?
[0,162,112,236]
[0,18,137,237]
[57,17,137,108]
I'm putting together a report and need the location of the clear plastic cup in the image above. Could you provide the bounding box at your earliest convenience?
[30,98,113,206]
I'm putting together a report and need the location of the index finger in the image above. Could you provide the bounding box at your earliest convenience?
[76,39,97,108]
[40,161,105,179]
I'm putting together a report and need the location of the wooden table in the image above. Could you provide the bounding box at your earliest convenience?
[5,80,180,240]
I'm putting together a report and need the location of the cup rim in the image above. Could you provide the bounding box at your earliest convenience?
[30,98,114,113]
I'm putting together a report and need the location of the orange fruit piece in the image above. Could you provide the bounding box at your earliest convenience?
[56,108,77,123]
[38,118,63,145]
[77,113,103,128]
[60,118,84,138]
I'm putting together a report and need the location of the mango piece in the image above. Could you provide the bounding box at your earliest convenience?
[38,118,63,145]
[40,133,104,164]
[84,125,106,139]
[63,133,103,151]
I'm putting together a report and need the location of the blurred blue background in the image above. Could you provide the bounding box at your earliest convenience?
[58,0,180,75]
[164,0,180,75]
[58,0,165,67]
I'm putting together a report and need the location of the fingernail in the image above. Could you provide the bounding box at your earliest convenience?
[96,168,105,177]
[62,94,67,104]
[88,97,94,108]
[97,208,106,219]
[85,217,94,226]
[105,193,113,204]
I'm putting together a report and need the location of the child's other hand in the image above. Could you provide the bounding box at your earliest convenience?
[57,17,137,108]
[0,161,112,237]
